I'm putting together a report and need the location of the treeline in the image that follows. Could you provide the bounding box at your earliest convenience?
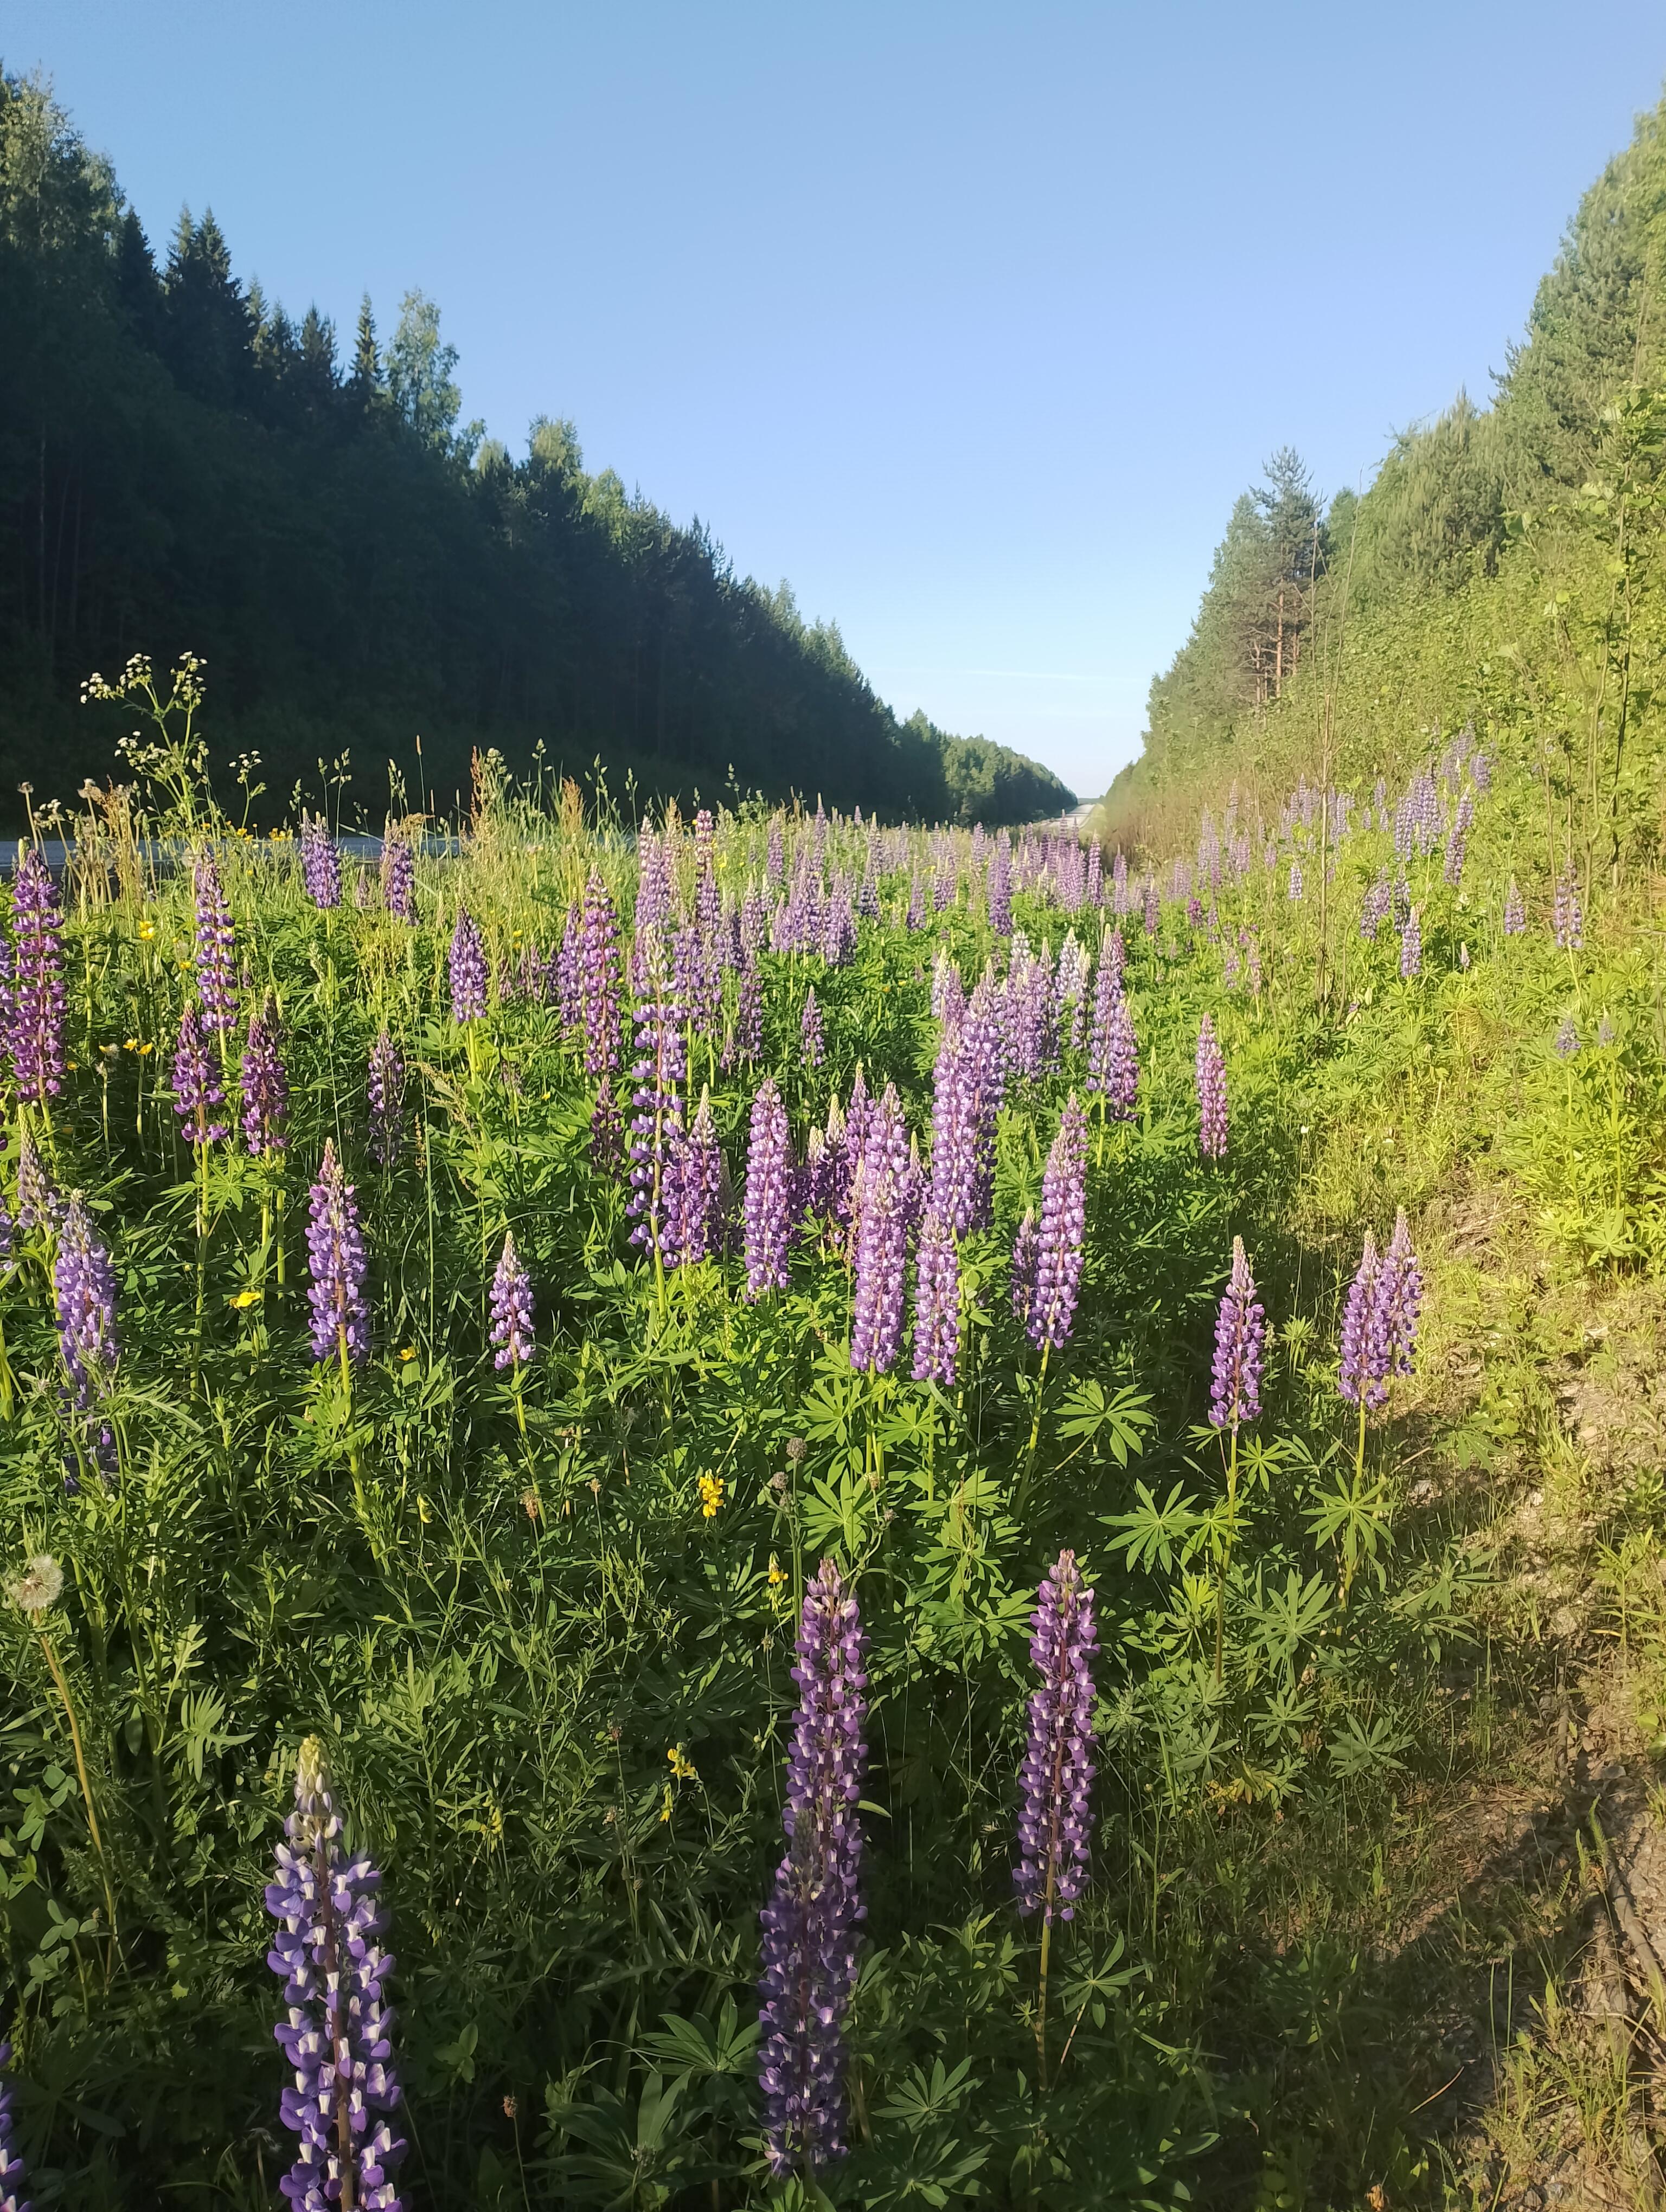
[1107,87,1666,882]
[0,72,1074,828]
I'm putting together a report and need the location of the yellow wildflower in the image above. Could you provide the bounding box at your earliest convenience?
[767,1556,787,1587]
[137,919,156,941]
[697,1472,725,1520]
[666,1745,697,1782]
[230,1289,262,1309]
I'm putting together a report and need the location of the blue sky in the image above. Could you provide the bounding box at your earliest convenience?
[9,3,1666,797]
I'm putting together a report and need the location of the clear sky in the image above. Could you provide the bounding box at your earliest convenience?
[7,3,1666,798]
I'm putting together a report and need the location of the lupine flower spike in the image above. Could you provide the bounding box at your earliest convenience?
[305,1142,369,1377]
[758,1561,868,2178]
[742,1079,793,1300]
[192,854,239,1032]
[241,1001,290,1156]
[367,1032,406,1167]
[381,829,417,923]
[8,847,66,1103]
[489,1231,535,1371]
[265,1737,406,2211]
[1195,1014,1227,1161]
[449,908,488,1022]
[1014,1548,1097,2085]
[1208,1237,1264,1679]
[300,813,341,909]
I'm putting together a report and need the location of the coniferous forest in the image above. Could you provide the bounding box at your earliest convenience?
[0,72,1072,828]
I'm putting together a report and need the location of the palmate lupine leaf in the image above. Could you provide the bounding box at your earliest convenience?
[1055,1378,1154,1465]
[1101,1482,1204,1574]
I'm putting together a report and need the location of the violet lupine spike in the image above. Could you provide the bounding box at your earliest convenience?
[192,854,239,1033]
[1375,1208,1422,1388]
[172,1005,229,1144]
[381,829,416,923]
[986,835,1013,936]
[1010,1210,1039,1329]
[8,847,66,1104]
[16,1126,60,1232]
[55,1192,118,1410]
[0,2039,29,2212]
[742,1078,793,1300]
[489,1231,535,1370]
[625,992,687,1258]
[1208,1236,1265,1430]
[1014,1549,1097,1924]
[911,1206,960,1385]
[757,1560,868,2179]
[1195,1015,1227,1162]
[1554,1013,1579,1058]
[800,987,825,1070]
[1399,905,1422,980]
[299,814,341,910]
[1504,878,1526,935]
[241,1001,290,1158]
[1553,871,1584,950]
[1029,1095,1088,1351]
[665,1086,724,1265]
[579,871,623,1078]
[305,1141,369,1371]
[265,1738,407,2212]
[1337,1230,1385,1410]
[448,907,489,1022]
[850,1084,910,1374]
[905,873,926,930]
[367,1032,406,1168]
[1287,859,1304,902]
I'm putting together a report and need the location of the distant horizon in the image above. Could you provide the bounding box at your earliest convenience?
[8,2,1666,796]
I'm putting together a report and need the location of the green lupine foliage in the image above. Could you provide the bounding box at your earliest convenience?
[0,692,1514,2209]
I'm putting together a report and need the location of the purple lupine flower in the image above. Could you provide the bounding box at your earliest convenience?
[757,1560,868,2178]
[55,1193,118,1409]
[381,829,416,923]
[1553,871,1584,950]
[742,1078,793,1298]
[305,1141,369,1371]
[1443,790,1474,887]
[16,1126,60,1232]
[489,1231,535,1370]
[299,814,341,910]
[1375,1208,1422,1386]
[449,907,488,1021]
[1287,859,1304,902]
[911,1206,960,1385]
[192,854,239,1033]
[801,987,825,1070]
[664,1087,724,1266]
[8,848,65,1103]
[850,1084,910,1374]
[579,872,623,1077]
[367,1032,406,1168]
[905,873,926,930]
[265,1737,406,2212]
[766,815,786,888]
[723,954,764,1071]
[1100,992,1139,1121]
[626,992,687,1258]
[986,835,1013,935]
[1142,878,1160,936]
[821,892,857,969]
[1399,904,1422,980]
[0,2039,29,2212]
[1554,1014,1579,1058]
[1504,878,1526,935]
[1208,1236,1264,1430]
[1014,1549,1097,1922]
[1029,1095,1088,1351]
[1086,937,1121,1094]
[632,826,673,987]
[1010,1210,1039,1329]
[241,1001,290,1157]
[1195,1015,1227,1161]
[172,1006,229,1144]
[1337,1231,1385,1410]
